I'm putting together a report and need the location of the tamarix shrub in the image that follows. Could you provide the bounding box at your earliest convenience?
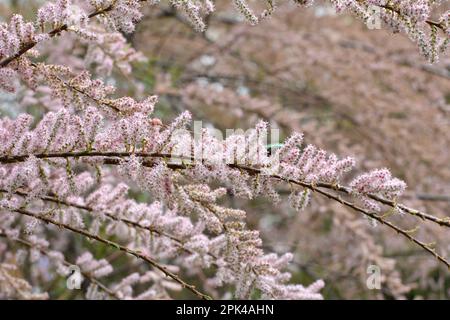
[0,0,448,300]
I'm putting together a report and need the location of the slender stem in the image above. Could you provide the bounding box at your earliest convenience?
[9,207,212,300]
[0,1,148,68]
[307,186,450,269]
[1,150,448,267]
[0,231,120,299]
[377,4,446,32]
[1,151,447,228]
[2,188,202,256]
[3,188,275,294]
[31,62,122,113]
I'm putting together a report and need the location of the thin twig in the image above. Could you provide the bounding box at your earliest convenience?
[0,231,120,299]
[31,62,122,113]
[2,188,276,295]
[1,151,448,227]
[1,150,449,268]
[1,188,199,256]
[377,4,446,32]
[305,187,450,269]
[9,207,212,300]
[0,1,148,68]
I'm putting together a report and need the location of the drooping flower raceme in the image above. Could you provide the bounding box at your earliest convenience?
[350,168,407,212]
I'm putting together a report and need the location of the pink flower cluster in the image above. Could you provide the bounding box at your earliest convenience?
[90,0,147,33]
[350,168,407,212]
[37,0,85,30]
[0,15,36,61]
[34,64,157,114]
[270,132,356,184]
[77,252,114,278]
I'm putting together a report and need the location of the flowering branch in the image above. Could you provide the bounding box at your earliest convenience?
[7,207,212,299]
[2,188,211,259]
[1,149,447,225]
[1,147,448,268]
[306,185,450,269]
[0,231,120,299]
[0,0,150,68]
[377,3,447,32]
[1,186,325,299]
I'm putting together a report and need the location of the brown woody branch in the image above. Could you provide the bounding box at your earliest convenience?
[1,150,449,268]
[2,188,276,296]
[1,150,448,227]
[0,231,120,299]
[0,1,148,68]
[8,207,212,300]
[377,4,446,32]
